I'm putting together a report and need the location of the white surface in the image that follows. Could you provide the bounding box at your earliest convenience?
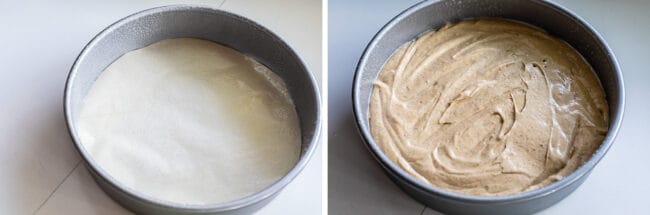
[78,38,302,205]
[0,0,322,214]
[328,0,650,214]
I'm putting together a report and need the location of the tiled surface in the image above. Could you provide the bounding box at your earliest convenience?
[0,0,321,214]
[35,163,131,215]
[328,0,650,214]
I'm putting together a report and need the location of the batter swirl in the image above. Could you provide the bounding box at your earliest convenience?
[369,19,608,195]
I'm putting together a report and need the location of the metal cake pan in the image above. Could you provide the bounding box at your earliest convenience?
[64,5,321,215]
[352,0,624,214]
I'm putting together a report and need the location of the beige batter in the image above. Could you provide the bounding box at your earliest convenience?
[77,38,300,204]
[369,19,608,196]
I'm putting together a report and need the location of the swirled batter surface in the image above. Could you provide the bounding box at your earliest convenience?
[369,19,608,195]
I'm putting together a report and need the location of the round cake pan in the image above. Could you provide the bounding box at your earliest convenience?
[64,5,320,215]
[352,0,624,214]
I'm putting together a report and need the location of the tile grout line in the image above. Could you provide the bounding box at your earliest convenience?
[32,160,83,215]
[419,205,427,215]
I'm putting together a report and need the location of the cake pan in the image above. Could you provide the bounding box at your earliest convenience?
[352,0,624,214]
[64,5,320,215]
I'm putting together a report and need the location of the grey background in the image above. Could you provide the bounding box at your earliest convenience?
[328,0,650,214]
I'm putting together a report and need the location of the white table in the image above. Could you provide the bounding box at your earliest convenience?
[328,0,650,214]
[0,0,322,214]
